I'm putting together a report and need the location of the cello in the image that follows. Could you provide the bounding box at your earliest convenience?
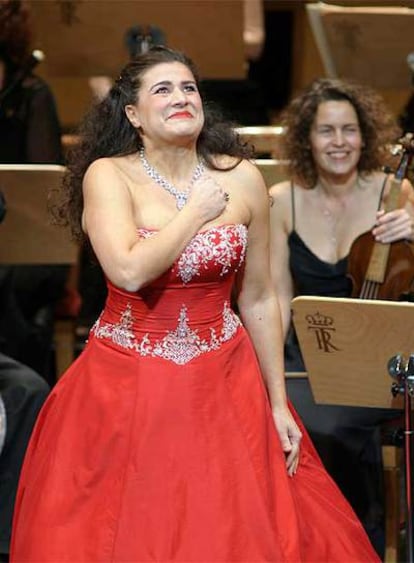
[347,133,414,301]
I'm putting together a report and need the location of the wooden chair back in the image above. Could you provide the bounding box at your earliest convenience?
[0,165,77,264]
[254,158,289,188]
[237,125,285,157]
[0,165,79,377]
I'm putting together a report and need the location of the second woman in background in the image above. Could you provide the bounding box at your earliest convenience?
[270,77,414,556]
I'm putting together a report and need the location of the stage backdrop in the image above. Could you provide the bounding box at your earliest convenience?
[29,0,244,127]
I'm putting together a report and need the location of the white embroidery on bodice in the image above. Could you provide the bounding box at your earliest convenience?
[138,224,247,283]
[91,302,242,365]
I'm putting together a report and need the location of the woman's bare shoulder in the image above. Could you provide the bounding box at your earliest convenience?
[86,154,141,182]
[83,156,133,196]
[84,157,116,180]
[212,155,259,176]
[236,158,266,181]
[269,180,292,204]
[212,157,267,194]
[85,155,132,176]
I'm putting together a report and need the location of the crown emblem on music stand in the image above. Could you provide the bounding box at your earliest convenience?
[305,312,334,328]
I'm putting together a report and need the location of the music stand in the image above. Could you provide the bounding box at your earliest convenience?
[292,295,414,562]
[307,3,414,89]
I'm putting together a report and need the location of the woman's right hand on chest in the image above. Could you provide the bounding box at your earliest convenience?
[186,175,228,223]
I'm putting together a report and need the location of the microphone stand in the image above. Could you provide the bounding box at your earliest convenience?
[388,354,414,563]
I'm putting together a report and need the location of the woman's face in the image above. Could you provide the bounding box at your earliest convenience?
[309,100,363,180]
[125,61,204,147]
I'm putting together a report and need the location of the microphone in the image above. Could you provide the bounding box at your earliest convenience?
[0,49,45,105]
[25,49,45,69]
[124,26,166,59]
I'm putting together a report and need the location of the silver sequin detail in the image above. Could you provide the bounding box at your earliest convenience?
[138,225,248,284]
[177,224,247,283]
[91,302,242,365]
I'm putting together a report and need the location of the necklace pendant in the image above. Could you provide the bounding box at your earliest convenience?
[176,194,187,210]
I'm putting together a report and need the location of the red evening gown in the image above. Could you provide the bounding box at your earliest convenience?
[11,225,379,562]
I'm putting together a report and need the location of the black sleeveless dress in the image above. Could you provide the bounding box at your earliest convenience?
[284,183,399,558]
[284,229,351,372]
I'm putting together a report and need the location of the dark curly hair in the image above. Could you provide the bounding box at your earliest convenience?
[0,1,32,80]
[280,78,400,188]
[58,45,253,242]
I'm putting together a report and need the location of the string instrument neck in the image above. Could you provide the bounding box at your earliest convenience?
[350,133,414,301]
[362,177,401,290]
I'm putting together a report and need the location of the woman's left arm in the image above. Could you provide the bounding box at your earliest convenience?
[373,178,414,243]
[235,161,301,476]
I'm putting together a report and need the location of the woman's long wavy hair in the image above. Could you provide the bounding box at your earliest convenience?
[280,78,400,188]
[58,46,253,243]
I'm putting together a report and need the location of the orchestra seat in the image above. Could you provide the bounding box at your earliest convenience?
[254,158,289,188]
[0,164,80,380]
[237,125,286,157]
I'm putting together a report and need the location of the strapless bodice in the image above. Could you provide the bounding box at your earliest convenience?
[90,224,247,365]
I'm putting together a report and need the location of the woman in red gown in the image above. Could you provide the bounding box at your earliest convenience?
[11,46,379,562]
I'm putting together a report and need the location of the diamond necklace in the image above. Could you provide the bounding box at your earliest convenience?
[139,148,205,210]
